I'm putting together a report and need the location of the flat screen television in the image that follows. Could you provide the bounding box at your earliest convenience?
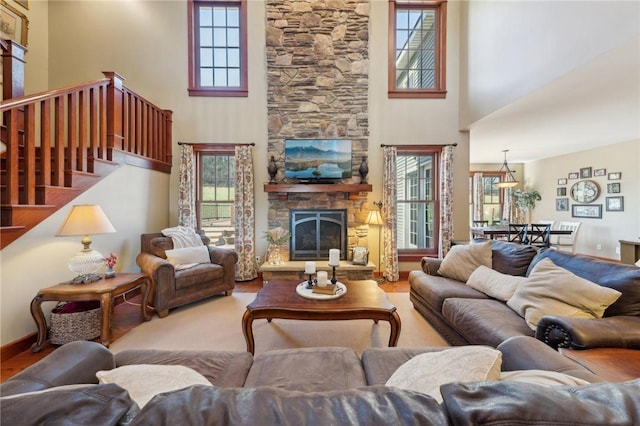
[284,139,352,182]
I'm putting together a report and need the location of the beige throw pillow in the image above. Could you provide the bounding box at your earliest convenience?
[437,241,492,282]
[467,265,526,301]
[507,258,622,330]
[165,245,211,270]
[385,346,502,403]
[97,364,213,408]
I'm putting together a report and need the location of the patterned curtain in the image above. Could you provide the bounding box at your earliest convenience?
[439,145,455,257]
[382,146,399,282]
[502,187,512,223]
[234,145,257,281]
[473,172,484,222]
[178,144,196,228]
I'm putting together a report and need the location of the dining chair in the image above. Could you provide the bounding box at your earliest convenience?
[528,223,552,248]
[551,221,582,253]
[507,224,528,244]
[472,220,489,227]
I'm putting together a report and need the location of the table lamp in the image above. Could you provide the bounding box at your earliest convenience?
[56,204,116,283]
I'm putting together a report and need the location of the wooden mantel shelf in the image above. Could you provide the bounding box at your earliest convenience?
[264,183,372,200]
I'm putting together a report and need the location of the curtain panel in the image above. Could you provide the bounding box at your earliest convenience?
[382,146,399,282]
[472,172,484,222]
[439,145,455,257]
[178,144,197,228]
[234,145,257,281]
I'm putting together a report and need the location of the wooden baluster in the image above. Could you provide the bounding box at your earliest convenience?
[40,99,51,187]
[23,104,36,204]
[5,109,19,205]
[52,96,65,187]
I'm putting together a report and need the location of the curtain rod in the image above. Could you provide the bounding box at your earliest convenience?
[380,143,457,147]
[178,141,255,146]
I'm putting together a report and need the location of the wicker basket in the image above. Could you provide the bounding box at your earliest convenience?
[49,301,101,345]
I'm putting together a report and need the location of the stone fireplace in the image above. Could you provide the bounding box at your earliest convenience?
[263,0,371,276]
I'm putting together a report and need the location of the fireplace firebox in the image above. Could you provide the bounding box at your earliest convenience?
[289,209,347,260]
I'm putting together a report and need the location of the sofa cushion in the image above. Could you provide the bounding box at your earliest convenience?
[441,379,640,425]
[489,239,538,276]
[0,383,136,425]
[508,258,622,330]
[529,249,640,317]
[466,265,526,301]
[442,298,534,347]
[174,263,224,290]
[131,385,447,426]
[437,240,492,282]
[165,246,211,270]
[409,273,488,313]
[114,349,253,387]
[499,369,590,386]
[386,346,502,403]
[361,347,452,386]
[96,364,212,408]
[244,347,367,392]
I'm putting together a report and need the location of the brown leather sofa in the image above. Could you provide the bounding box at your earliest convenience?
[409,240,640,349]
[2,338,638,425]
[136,232,238,318]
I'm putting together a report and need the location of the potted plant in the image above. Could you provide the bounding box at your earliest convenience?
[511,189,541,225]
[263,227,291,265]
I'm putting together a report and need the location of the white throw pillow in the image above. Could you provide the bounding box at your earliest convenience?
[437,241,493,282]
[507,258,622,330]
[165,245,211,268]
[96,364,212,408]
[385,346,502,403]
[467,265,526,301]
[500,369,590,387]
[161,226,204,248]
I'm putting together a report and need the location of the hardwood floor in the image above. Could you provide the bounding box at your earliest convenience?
[1,277,409,383]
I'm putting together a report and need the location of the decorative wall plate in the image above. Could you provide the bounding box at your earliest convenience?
[570,180,600,203]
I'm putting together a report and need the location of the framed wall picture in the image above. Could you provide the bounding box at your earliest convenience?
[571,204,602,219]
[0,0,28,46]
[556,187,566,196]
[607,183,621,194]
[606,196,624,212]
[557,178,567,185]
[608,172,621,180]
[568,172,579,180]
[594,168,606,177]
[580,167,592,178]
[555,198,568,211]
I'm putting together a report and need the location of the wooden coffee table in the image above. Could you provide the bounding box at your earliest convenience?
[241,279,401,354]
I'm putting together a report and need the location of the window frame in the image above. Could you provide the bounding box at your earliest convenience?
[469,171,506,225]
[388,0,447,99]
[187,0,248,97]
[396,146,440,262]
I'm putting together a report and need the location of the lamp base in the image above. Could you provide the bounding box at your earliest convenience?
[71,273,102,284]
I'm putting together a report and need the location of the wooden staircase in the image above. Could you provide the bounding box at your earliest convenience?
[1,66,173,249]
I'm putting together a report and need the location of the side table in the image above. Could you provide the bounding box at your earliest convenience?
[30,273,151,352]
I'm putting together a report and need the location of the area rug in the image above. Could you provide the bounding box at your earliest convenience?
[109,292,448,355]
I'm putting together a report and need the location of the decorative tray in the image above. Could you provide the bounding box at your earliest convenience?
[296,282,347,300]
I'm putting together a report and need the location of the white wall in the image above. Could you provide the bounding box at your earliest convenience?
[525,140,640,260]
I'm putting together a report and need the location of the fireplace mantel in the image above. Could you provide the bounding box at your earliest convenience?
[264,183,372,200]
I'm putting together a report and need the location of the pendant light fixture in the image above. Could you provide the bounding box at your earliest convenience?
[493,149,519,188]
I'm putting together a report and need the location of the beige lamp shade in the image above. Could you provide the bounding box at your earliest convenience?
[366,210,384,226]
[56,205,116,283]
[493,149,519,188]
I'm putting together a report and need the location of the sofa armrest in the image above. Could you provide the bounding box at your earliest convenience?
[136,252,176,311]
[207,246,238,285]
[497,336,603,382]
[420,257,443,276]
[0,341,115,396]
[535,315,640,350]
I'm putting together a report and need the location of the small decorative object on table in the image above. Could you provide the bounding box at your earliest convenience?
[312,283,339,295]
[268,156,278,183]
[104,253,118,278]
[305,261,316,289]
[359,157,369,184]
[264,227,291,265]
[328,249,340,284]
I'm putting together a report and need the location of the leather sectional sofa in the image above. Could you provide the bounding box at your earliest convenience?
[409,240,640,349]
[2,338,639,425]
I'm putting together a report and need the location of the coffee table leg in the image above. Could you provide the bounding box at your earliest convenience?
[388,310,402,347]
[30,295,47,353]
[242,309,255,355]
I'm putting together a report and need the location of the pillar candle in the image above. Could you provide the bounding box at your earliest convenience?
[329,249,340,266]
[316,271,328,287]
[304,261,316,274]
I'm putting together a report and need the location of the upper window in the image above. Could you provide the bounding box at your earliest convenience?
[188,0,248,97]
[389,0,447,98]
[395,147,440,260]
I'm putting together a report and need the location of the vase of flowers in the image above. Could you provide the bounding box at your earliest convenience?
[104,253,118,278]
[264,227,290,265]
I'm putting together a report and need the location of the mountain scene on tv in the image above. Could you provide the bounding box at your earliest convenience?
[285,139,352,180]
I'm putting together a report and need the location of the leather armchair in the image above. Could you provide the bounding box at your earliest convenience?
[137,232,238,318]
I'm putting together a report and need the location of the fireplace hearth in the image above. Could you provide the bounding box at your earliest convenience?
[289,209,347,260]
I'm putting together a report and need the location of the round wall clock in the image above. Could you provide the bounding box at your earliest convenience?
[570,180,600,203]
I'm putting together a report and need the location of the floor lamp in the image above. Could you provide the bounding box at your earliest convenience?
[366,201,384,282]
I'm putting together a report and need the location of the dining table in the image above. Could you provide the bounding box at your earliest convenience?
[471,226,573,242]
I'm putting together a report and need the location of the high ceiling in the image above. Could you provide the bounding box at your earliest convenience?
[469,35,639,165]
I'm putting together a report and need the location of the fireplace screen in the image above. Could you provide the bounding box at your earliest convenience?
[289,209,347,260]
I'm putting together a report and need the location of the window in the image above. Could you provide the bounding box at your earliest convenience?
[188,0,248,97]
[194,145,235,246]
[389,0,447,98]
[396,148,439,260]
[469,172,505,225]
